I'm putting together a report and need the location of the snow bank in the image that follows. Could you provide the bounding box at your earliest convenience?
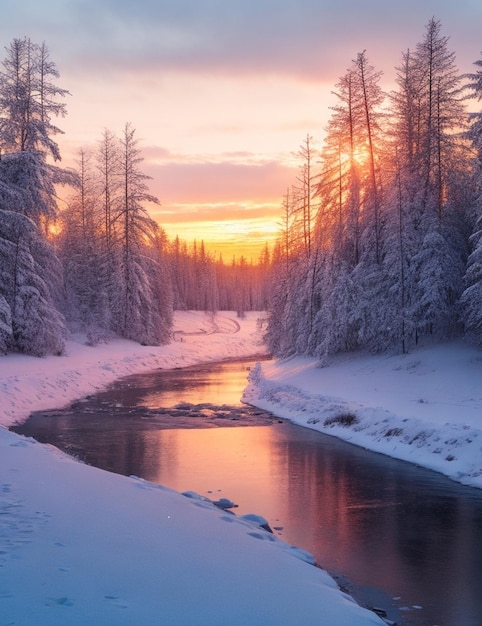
[0,426,384,626]
[243,340,482,489]
[0,311,384,626]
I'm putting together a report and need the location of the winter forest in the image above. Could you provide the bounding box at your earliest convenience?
[0,37,269,356]
[1,18,482,359]
[266,18,482,357]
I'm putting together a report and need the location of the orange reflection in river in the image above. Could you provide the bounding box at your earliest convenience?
[143,426,279,519]
[133,422,482,626]
[120,360,259,409]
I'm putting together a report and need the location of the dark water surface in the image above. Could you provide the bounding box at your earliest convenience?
[12,359,482,626]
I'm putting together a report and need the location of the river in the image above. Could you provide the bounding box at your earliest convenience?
[11,358,482,626]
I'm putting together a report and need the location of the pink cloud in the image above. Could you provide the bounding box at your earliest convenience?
[144,160,296,205]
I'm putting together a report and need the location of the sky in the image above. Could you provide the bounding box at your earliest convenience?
[1,1,482,259]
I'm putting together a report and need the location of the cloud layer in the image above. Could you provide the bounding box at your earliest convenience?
[146,159,296,206]
[2,1,482,256]
[4,0,482,81]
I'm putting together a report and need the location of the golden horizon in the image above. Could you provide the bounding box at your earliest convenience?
[160,216,279,262]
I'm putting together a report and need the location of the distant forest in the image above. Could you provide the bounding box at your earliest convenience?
[2,18,482,359]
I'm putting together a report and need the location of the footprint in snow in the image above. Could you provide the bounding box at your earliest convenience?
[104,595,128,609]
[247,531,276,542]
[45,596,74,607]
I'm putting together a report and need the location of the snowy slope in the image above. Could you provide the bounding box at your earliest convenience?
[0,311,384,626]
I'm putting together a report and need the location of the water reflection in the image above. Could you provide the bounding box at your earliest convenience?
[271,428,482,626]
[12,360,482,626]
[90,359,260,409]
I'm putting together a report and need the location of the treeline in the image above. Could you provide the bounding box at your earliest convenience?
[170,238,270,314]
[265,19,482,357]
[0,37,267,357]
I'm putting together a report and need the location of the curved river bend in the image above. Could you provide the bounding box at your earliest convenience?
[12,358,482,626]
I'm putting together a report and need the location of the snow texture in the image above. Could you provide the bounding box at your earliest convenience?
[0,311,384,626]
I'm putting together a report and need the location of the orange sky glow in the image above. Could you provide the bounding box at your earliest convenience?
[2,1,482,261]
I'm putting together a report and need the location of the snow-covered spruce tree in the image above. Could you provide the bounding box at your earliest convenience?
[112,123,171,345]
[0,293,11,354]
[264,241,293,356]
[57,148,113,343]
[0,37,69,159]
[460,52,482,343]
[145,223,173,344]
[411,19,469,219]
[199,242,219,314]
[460,220,482,343]
[265,188,309,357]
[301,51,387,356]
[292,134,317,258]
[59,126,173,345]
[0,38,75,355]
[339,51,388,353]
[169,236,190,310]
[385,19,471,347]
[279,135,321,352]
[96,127,121,253]
[353,50,386,266]
[323,66,364,270]
[0,37,75,226]
[0,149,75,227]
[0,210,67,356]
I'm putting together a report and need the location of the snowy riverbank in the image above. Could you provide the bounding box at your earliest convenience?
[0,311,267,429]
[0,312,385,626]
[243,339,482,490]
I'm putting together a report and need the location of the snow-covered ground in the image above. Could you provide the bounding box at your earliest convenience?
[243,339,482,490]
[0,312,385,626]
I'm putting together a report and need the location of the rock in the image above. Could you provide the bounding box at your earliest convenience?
[371,606,387,617]
[241,513,273,533]
[212,497,238,509]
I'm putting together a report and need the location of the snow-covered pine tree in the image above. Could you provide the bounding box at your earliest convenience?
[0,37,69,160]
[0,149,75,227]
[302,52,386,356]
[0,38,75,356]
[57,148,113,343]
[113,123,171,344]
[96,128,121,253]
[388,19,470,344]
[264,241,292,356]
[0,210,67,356]
[0,293,11,354]
[145,223,173,344]
[460,52,482,342]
